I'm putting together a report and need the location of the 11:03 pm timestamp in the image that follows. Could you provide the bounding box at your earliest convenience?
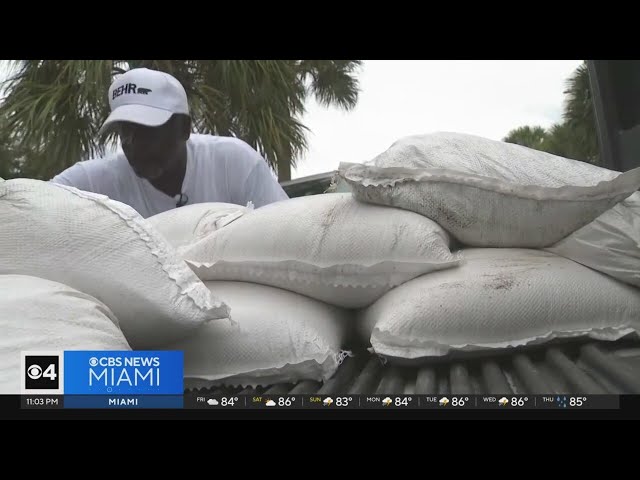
[21,396,62,408]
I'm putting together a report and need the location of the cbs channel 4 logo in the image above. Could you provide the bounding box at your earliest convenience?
[21,351,64,394]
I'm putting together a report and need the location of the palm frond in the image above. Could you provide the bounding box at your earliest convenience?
[561,61,599,164]
[299,60,362,110]
[0,60,363,180]
[0,60,116,179]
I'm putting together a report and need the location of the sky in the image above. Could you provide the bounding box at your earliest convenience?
[291,60,583,179]
[1,60,583,179]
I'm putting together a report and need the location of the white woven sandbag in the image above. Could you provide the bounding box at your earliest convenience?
[0,275,131,394]
[546,191,640,287]
[167,281,350,388]
[0,179,229,349]
[339,132,640,248]
[180,193,460,309]
[366,132,624,186]
[361,248,640,360]
[147,202,252,249]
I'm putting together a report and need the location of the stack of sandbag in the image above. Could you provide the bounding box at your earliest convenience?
[176,192,461,384]
[0,179,230,349]
[0,275,131,394]
[338,132,640,362]
[0,179,398,389]
[145,199,363,387]
[180,193,460,308]
[339,131,640,285]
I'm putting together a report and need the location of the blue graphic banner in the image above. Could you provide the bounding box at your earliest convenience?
[64,351,183,395]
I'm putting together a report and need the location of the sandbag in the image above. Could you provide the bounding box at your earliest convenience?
[546,191,640,287]
[339,132,640,248]
[0,179,230,349]
[0,275,131,394]
[147,202,251,249]
[360,248,640,361]
[167,281,350,388]
[361,131,624,186]
[180,193,460,309]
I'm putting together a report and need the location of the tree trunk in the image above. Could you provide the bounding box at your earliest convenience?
[277,156,291,182]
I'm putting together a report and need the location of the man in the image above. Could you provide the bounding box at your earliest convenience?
[51,68,289,218]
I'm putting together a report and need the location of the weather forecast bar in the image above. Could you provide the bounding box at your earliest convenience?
[19,394,619,409]
[180,394,621,410]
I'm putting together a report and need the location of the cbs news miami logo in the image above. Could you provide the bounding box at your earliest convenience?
[20,351,183,395]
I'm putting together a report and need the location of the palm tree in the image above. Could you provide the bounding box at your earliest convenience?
[540,122,584,160]
[502,61,600,165]
[0,60,362,181]
[561,61,599,164]
[503,125,549,150]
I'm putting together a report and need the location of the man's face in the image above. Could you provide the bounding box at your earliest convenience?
[118,118,183,181]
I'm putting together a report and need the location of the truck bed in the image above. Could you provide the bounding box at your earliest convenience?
[190,338,640,396]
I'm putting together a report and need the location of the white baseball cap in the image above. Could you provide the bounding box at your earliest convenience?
[100,68,189,135]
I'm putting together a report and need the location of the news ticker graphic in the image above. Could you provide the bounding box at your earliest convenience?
[20,394,621,410]
[17,351,623,410]
[21,350,183,399]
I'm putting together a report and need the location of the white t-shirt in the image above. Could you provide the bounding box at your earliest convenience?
[51,134,289,218]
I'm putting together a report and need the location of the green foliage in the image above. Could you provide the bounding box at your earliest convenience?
[503,61,600,165]
[503,126,548,150]
[0,60,362,181]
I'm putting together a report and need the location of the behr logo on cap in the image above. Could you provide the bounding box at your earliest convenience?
[112,83,153,100]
